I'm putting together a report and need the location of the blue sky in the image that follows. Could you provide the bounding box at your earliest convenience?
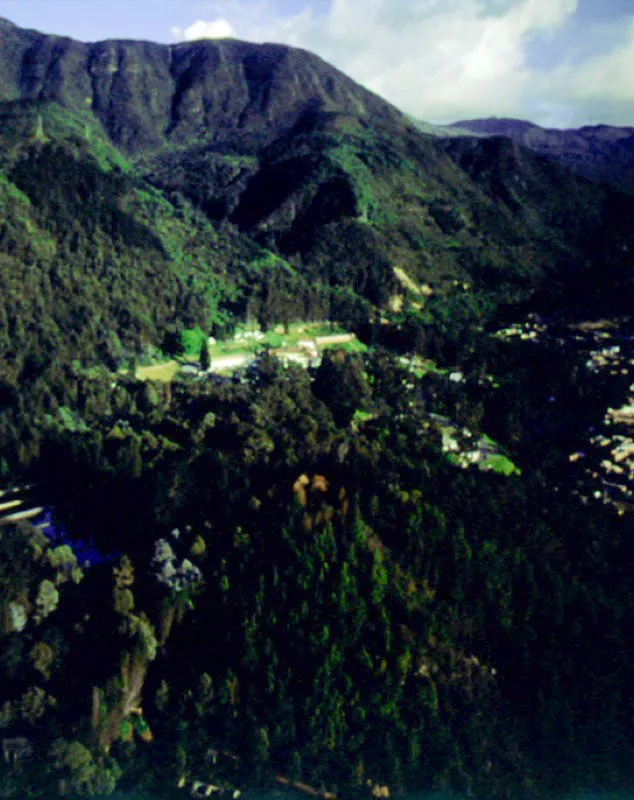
[0,0,632,127]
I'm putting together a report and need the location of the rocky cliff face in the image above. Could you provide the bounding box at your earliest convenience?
[0,16,403,153]
[449,117,634,194]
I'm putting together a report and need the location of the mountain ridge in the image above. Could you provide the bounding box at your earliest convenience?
[447,116,634,194]
[0,16,410,154]
[0,17,634,378]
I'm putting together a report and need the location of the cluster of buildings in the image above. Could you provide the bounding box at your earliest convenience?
[494,314,548,342]
[428,414,517,475]
[586,397,634,511]
[495,314,634,511]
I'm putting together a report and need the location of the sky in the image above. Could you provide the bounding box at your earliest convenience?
[0,0,633,128]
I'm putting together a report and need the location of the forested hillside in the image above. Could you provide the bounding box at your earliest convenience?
[1,16,634,800]
[4,336,634,800]
[449,116,634,194]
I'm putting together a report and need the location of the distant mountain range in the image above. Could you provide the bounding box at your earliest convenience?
[444,117,634,194]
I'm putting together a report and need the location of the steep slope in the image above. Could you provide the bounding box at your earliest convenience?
[0,99,310,387]
[137,102,634,314]
[0,15,401,154]
[450,117,634,194]
[441,134,633,305]
[1,16,634,371]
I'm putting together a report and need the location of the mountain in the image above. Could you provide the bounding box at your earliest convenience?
[0,15,400,153]
[1,16,634,384]
[449,116,634,194]
[410,118,488,138]
[5,18,634,800]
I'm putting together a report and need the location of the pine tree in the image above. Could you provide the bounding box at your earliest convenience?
[199,337,210,371]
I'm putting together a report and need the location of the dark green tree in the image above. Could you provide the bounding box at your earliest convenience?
[199,337,210,371]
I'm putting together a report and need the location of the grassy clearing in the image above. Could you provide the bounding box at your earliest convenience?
[480,454,521,476]
[134,322,361,382]
[210,322,354,356]
[211,338,261,356]
[399,355,447,379]
[321,339,367,354]
[136,361,180,382]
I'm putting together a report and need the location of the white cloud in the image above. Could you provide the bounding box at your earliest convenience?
[169,0,634,127]
[518,16,634,127]
[550,18,634,106]
[514,0,577,31]
[171,17,235,42]
[170,1,316,47]
[310,0,579,122]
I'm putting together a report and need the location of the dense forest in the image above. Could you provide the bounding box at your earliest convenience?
[2,16,634,800]
[3,326,634,800]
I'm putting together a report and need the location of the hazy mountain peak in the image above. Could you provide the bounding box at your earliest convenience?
[447,116,634,194]
[451,117,540,134]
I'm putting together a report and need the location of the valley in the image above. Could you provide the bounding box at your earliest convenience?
[1,13,634,800]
